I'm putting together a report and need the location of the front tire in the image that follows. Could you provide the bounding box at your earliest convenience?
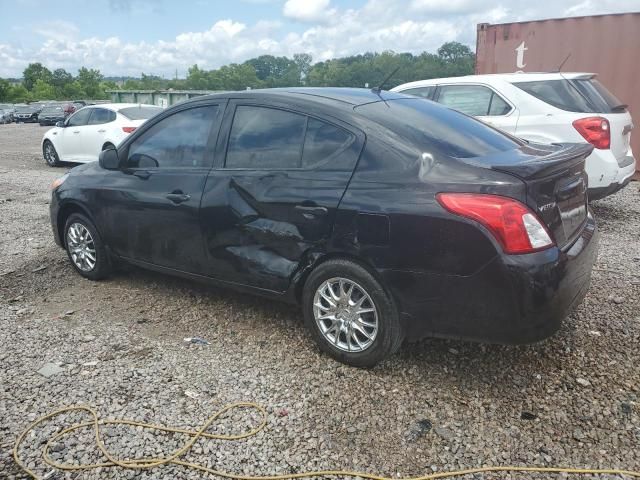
[63,213,112,280]
[302,259,403,367]
[43,140,61,167]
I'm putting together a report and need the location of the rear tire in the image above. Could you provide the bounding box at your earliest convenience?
[302,259,403,368]
[43,140,61,167]
[63,213,112,280]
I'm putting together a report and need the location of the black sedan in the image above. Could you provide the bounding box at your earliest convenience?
[38,104,66,126]
[49,88,598,367]
[14,104,42,123]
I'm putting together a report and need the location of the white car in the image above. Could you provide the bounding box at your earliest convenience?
[42,103,164,167]
[391,73,635,200]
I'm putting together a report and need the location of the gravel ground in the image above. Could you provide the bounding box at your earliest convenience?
[0,123,638,480]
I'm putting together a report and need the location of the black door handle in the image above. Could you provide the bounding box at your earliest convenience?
[295,205,328,218]
[166,192,191,204]
[133,170,151,179]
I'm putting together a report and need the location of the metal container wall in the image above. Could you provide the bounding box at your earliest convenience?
[476,12,640,173]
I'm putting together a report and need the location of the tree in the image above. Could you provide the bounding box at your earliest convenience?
[23,63,52,91]
[51,68,73,89]
[77,67,104,98]
[437,42,474,63]
[32,79,56,100]
[0,78,10,102]
[293,53,313,84]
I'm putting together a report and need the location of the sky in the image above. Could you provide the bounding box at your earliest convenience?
[0,0,638,78]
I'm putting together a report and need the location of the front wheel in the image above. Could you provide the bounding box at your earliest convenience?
[302,259,403,368]
[43,140,61,167]
[64,213,112,280]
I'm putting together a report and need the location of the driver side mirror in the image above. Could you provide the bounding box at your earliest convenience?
[56,121,65,128]
[99,148,120,170]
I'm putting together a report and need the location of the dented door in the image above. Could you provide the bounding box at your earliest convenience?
[200,101,363,292]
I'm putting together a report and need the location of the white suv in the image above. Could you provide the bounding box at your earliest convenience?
[391,73,635,200]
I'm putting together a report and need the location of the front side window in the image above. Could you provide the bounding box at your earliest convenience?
[226,106,306,169]
[88,108,116,125]
[400,86,435,100]
[437,85,511,116]
[126,105,218,169]
[67,108,92,127]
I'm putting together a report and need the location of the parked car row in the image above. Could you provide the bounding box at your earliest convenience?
[0,100,89,125]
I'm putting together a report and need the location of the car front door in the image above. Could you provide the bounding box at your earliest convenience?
[94,103,224,273]
[56,108,92,161]
[434,84,518,134]
[82,108,117,161]
[200,101,363,292]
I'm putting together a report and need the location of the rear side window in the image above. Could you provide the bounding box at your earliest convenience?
[436,85,511,116]
[225,106,356,170]
[88,108,116,125]
[302,118,355,168]
[355,98,520,159]
[511,78,625,113]
[119,106,163,120]
[399,86,435,100]
[126,105,218,169]
[226,106,306,169]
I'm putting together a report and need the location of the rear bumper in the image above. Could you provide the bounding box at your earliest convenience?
[383,213,598,344]
[39,117,64,125]
[589,173,634,201]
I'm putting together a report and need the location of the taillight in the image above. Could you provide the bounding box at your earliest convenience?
[436,193,554,254]
[572,116,610,149]
[122,126,136,133]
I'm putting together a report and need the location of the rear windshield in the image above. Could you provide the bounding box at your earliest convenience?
[513,78,626,113]
[118,106,163,120]
[355,98,520,159]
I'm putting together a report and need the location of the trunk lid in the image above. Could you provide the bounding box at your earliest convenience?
[488,142,592,248]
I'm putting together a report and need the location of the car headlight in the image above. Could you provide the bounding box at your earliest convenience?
[51,173,69,190]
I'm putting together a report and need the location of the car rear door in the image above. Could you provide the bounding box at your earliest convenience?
[434,84,519,134]
[94,102,224,274]
[200,101,364,292]
[82,108,117,161]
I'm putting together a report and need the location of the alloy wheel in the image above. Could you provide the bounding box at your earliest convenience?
[313,277,378,352]
[66,223,97,272]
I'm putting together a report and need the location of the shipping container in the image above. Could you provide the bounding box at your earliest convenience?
[476,12,640,175]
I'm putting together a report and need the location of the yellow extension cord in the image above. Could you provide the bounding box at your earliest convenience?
[13,402,640,479]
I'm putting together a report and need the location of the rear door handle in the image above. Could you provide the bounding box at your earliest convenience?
[133,170,151,179]
[97,129,106,133]
[72,130,80,134]
[166,192,191,204]
[295,205,328,218]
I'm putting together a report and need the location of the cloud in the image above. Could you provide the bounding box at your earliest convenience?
[283,0,331,22]
[0,0,637,77]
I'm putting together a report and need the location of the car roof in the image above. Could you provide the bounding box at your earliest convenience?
[188,87,406,109]
[393,72,596,90]
[82,103,164,111]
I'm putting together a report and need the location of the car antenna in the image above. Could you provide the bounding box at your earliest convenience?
[553,53,571,72]
[371,65,401,94]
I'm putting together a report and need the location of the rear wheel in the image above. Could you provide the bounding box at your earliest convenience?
[43,140,61,167]
[63,213,112,280]
[302,259,403,367]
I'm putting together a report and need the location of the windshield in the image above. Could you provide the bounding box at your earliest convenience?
[118,106,163,120]
[16,105,38,113]
[513,78,626,113]
[355,98,520,159]
[41,106,64,114]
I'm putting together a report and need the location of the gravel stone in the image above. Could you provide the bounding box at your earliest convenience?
[1,124,639,479]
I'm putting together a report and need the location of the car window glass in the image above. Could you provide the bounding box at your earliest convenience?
[67,108,92,127]
[400,86,435,100]
[225,106,306,169]
[302,118,355,168]
[126,105,218,169]
[88,108,115,125]
[512,80,595,113]
[438,85,499,116]
[119,106,164,120]
[488,93,511,115]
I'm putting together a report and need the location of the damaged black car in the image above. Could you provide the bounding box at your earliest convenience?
[49,88,598,367]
